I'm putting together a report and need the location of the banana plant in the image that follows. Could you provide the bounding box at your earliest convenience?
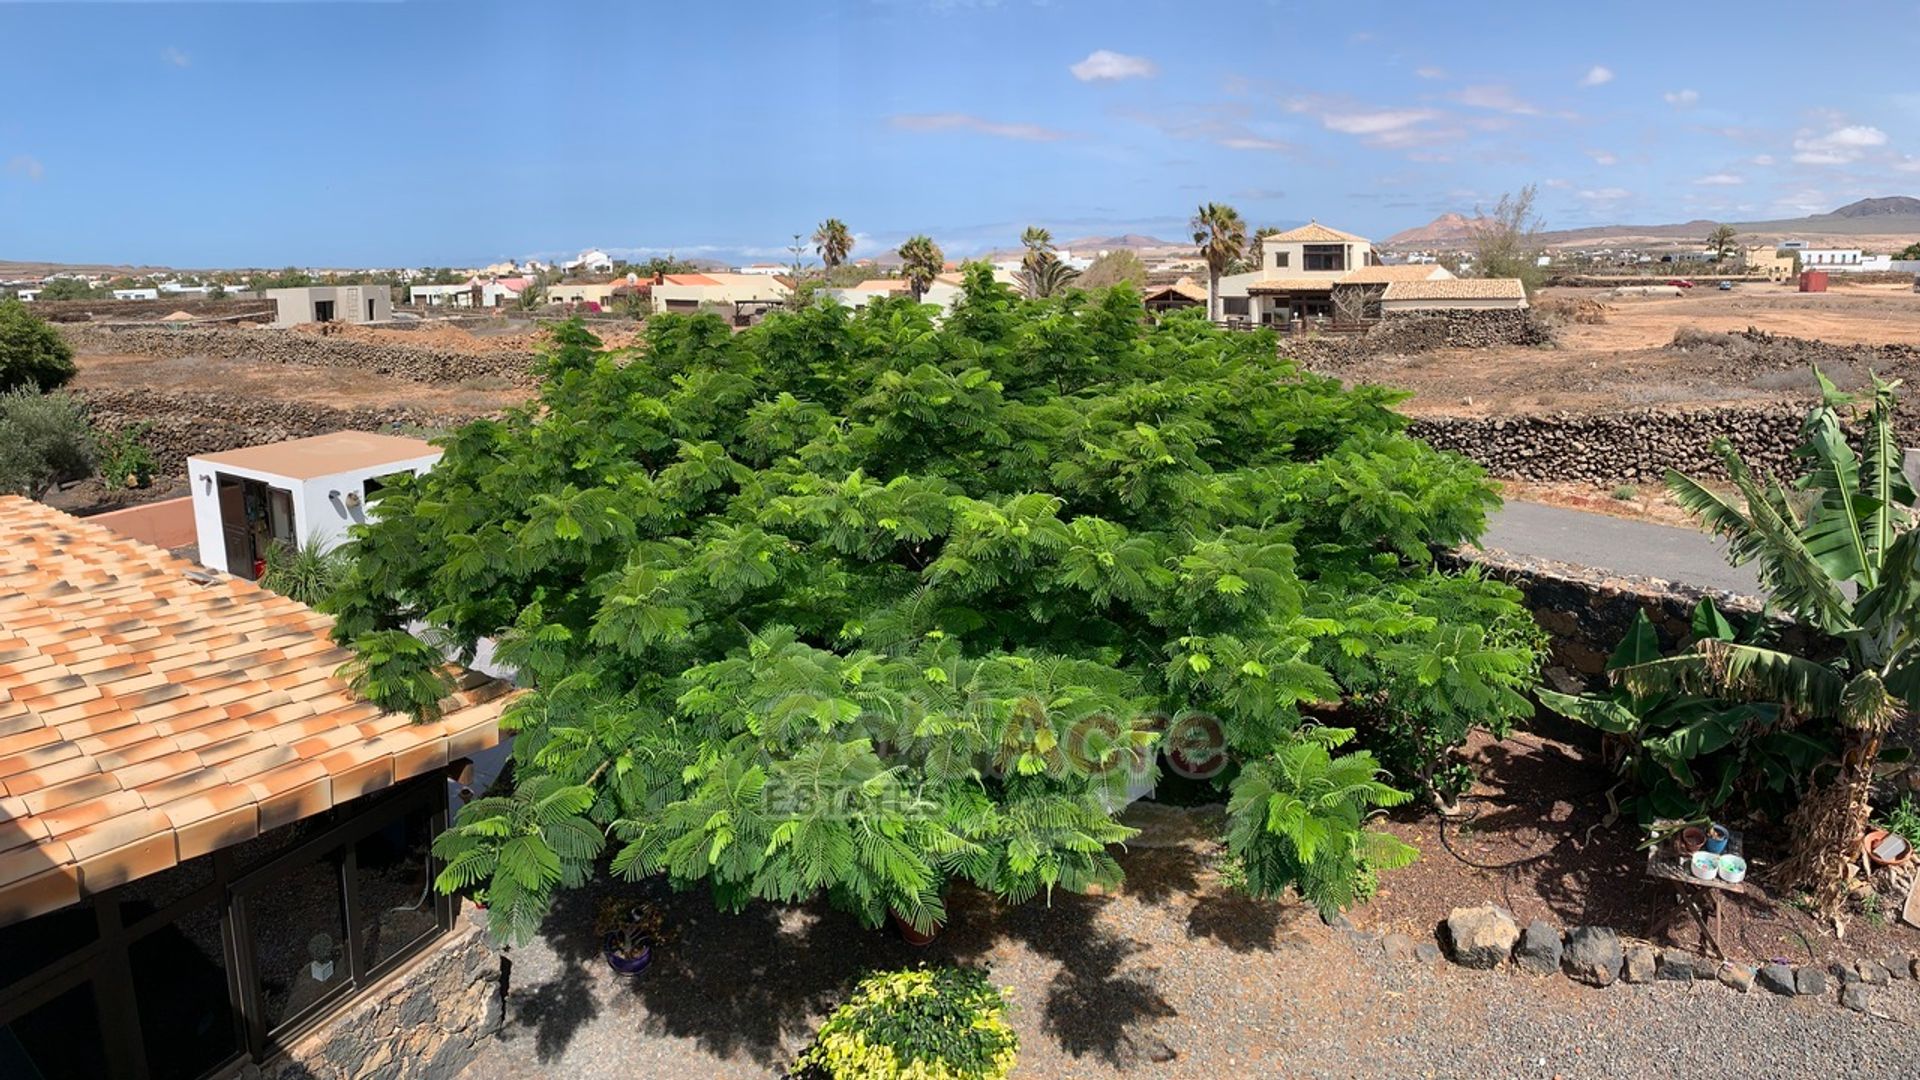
[1613,369,1917,914]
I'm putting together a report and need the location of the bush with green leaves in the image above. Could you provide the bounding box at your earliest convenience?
[259,536,350,607]
[795,966,1017,1080]
[331,270,1540,940]
[0,298,77,393]
[95,422,157,490]
[1539,601,1833,825]
[0,389,94,499]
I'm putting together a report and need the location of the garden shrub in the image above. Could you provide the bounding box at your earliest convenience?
[0,298,76,393]
[795,966,1017,1080]
[336,270,1540,941]
[96,422,157,489]
[0,389,94,498]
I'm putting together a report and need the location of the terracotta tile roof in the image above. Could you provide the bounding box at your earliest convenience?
[1381,277,1528,301]
[1244,277,1337,295]
[0,496,511,928]
[659,273,721,287]
[1336,265,1454,285]
[1267,221,1370,244]
[1143,281,1207,303]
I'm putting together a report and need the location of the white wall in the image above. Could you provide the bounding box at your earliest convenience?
[186,451,441,575]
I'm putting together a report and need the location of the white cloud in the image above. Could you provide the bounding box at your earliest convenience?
[1450,84,1541,116]
[1069,50,1156,82]
[1578,187,1630,201]
[1752,154,1775,166]
[1580,65,1614,87]
[1322,108,1440,136]
[889,113,1066,141]
[1414,66,1446,80]
[1693,173,1745,186]
[1663,88,1700,107]
[1586,149,1618,166]
[5,155,43,181]
[1792,124,1888,165]
[163,46,190,68]
[1219,136,1291,151]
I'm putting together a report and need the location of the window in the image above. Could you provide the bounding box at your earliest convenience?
[0,778,450,1080]
[1303,244,1346,272]
[1271,251,1289,269]
[1222,297,1250,316]
[312,299,335,322]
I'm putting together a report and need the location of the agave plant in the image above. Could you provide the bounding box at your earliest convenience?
[1619,369,1917,915]
[260,535,348,607]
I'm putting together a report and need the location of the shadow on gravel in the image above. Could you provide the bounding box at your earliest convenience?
[1186,889,1312,953]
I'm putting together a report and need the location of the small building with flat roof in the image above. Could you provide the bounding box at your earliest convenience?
[265,285,391,328]
[187,432,441,580]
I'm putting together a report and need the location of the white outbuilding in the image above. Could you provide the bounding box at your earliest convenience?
[186,431,440,580]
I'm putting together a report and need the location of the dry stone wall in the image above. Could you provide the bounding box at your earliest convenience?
[59,324,537,386]
[1287,310,1554,370]
[1408,406,1807,484]
[77,387,475,477]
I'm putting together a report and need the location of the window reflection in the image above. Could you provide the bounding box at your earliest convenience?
[0,981,110,1079]
[131,902,237,1080]
[248,847,347,1031]
[355,808,438,971]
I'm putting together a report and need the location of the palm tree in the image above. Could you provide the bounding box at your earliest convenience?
[1619,370,1918,920]
[1019,257,1079,299]
[1019,226,1055,277]
[1190,203,1246,322]
[897,236,944,303]
[1706,224,1739,263]
[814,218,853,272]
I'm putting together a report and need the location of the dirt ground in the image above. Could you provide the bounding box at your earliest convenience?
[70,350,530,413]
[1342,280,1920,418]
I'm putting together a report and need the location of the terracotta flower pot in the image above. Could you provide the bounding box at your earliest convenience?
[890,910,943,947]
[1865,829,1913,868]
[1676,826,1706,855]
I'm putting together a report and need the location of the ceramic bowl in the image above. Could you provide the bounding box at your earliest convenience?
[1690,851,1721,880]
[1718,854,1747,884]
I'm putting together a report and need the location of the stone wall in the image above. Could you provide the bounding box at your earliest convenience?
[1287,309,1554,369]
[58,324,537,386]
[245,914,503,1080]
[1408,406,1807,484]
[1445,546,1827,684]
[76,387,476,477]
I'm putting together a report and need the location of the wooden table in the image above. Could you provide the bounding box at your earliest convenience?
[1644,821,1747,959]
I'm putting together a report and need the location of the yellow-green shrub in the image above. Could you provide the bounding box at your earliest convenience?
[796,966,1016,1080]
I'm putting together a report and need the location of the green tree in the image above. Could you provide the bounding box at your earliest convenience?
[1898,242,1920,261]
[332,277,1538,942]
[0,390,94,499]
[1612,370,1920,919]
[1190,203,1246,321]
[35,278,98,302]
[897,235,944,302]
[1077,250,1148,290]
[1471,185,1546,294]
[0,298,77,392]
[1706,224,1739,263]
[1018,257,1079,299]
[814,218,854,272]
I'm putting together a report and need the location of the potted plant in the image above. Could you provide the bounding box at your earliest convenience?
[794,965,1017,1080]
[596,897,662,976]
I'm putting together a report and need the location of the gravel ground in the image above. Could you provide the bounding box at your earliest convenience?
[460,816,1920,1080]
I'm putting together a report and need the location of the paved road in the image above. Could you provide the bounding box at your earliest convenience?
[1480,501,1763,597]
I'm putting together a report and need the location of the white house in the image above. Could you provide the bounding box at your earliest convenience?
[112,288,160,301]
[823,276,967,312]
[265,284,392,327]
[186,431,442,580]
[1797,248,1893,272]
[13,288,41,302]
[563,249,614,273]
[737,263,787,276]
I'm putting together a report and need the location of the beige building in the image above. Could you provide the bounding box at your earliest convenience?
[1217,223,1443,325]
[1740,246,1795,281]
[547,280,623,308]
[264,284,391,327]
[651,272,791,320]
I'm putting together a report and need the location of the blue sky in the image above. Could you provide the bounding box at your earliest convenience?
[5,1,1920,268]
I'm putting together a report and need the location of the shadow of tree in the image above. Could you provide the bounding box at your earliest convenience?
[1186,889,1311,953]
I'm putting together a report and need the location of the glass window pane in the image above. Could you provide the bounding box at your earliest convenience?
[117,853,217,929]
[0,902,95,990]
[0,980,109,1080]
[355,807,440,971]
[247,847,347,1031]
[130,901,237,1080]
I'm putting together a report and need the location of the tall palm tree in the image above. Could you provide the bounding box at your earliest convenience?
[1191,203,1246,322]
[896,236,944,303]
[1019,226,1056,277]
[1619,370,1919,920]
[814,218,853,273]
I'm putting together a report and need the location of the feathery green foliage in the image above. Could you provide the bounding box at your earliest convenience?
[333,272,1534,934]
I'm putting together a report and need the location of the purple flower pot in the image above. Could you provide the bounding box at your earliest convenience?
[604,933,653,976]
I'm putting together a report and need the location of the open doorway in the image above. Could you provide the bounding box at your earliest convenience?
[214,473,296,580]
[313,299,336,323]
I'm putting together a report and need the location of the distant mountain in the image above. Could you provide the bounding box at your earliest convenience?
[1056,233,1181,252]
[1379,197,1920,252]
[1381,213,1489,248]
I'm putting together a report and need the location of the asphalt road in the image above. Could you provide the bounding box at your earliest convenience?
[1479,501,1763,597]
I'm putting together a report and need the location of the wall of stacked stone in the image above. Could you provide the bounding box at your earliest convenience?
[1407,406,1809,484]
[1285,309,1554,369]
[244,915,504,1080]
[1444,547,1830,682]
[57,324,537,386]
[76,387,476,478]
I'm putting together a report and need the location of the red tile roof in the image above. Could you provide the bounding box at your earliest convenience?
[0,496,511,927]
